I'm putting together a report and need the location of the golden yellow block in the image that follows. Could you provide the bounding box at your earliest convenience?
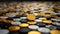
[27,14,36,20]
[50,30,60,34]
[9,26,20,31]
[27,21,37,25]
[28,31,41,34]
[19,23,29,27]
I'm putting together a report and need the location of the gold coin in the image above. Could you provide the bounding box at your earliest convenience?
[39,11,51,17]
[47,7,53,11]
[43,20,52,24]
[50,14,57,17]
[16,14,21,16]
[0,19,5,22]
[3,20,13,24]
[50,30,60,34]
[27,21,37,25]
[54,17,60,20]
[39,18,47,21]
[44,14,51,17]
[19,23,29,27]
[9,26,20,31]
[27,14,36,20]
[39,12,45,16]
[20,8,28,12]
[9,8,15,13]
[28,31,41,34]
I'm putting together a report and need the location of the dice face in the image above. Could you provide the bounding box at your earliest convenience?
[0,1,60,34]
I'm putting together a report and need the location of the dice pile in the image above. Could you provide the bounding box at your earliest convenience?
[0,1,60,34]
